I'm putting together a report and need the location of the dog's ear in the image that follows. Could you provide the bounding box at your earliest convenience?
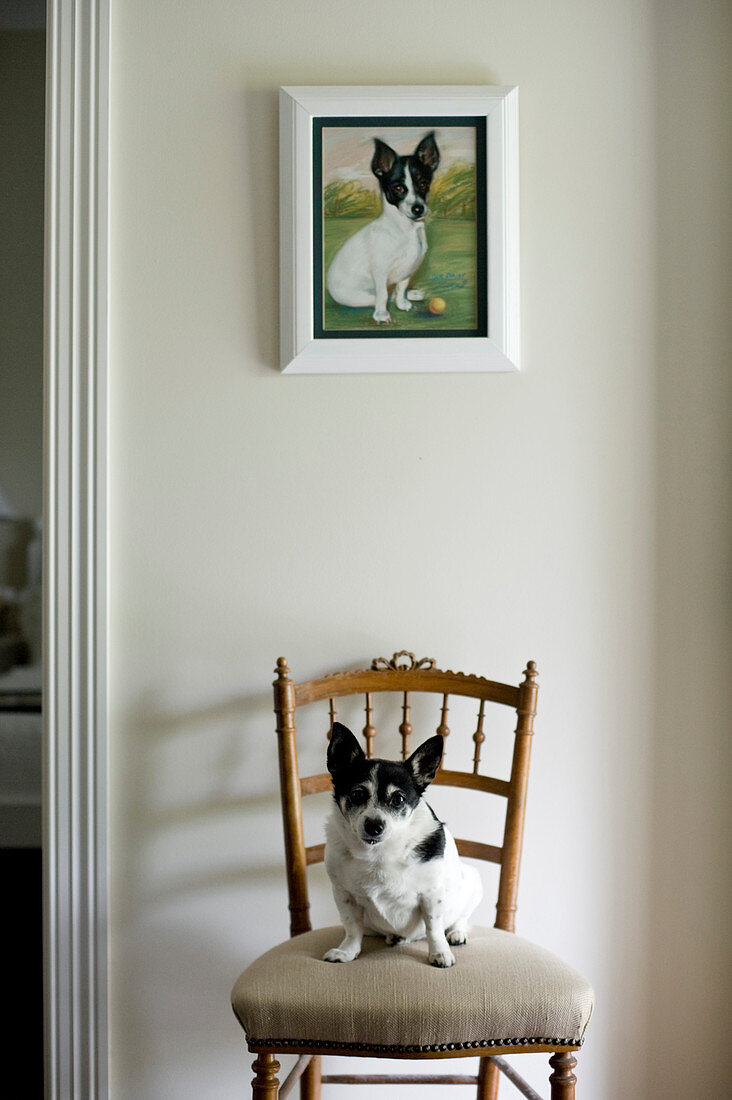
[327,722,365,776]
[371,138,397,178]
[407,735,444,791]
[414,131,440,173]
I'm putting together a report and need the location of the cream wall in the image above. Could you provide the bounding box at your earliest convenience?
[107,1,727,1098]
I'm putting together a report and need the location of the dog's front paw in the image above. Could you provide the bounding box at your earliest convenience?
[395,299,412,312]
[373,309,391,324]
[429,947,455,968]
[323,946,360,964]
[446,928,467,946]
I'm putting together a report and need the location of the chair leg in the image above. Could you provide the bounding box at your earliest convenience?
[549,1052,577,1099]
[477,1055,500,1099]
[252,1052,280,1098]
[300,1054,321,1099]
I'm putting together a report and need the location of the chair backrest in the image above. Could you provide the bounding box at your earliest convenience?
[273,651,539,939]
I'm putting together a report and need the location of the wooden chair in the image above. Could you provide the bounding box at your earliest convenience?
[231,652,593,1100]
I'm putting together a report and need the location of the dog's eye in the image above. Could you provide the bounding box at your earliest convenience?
[390,792,406,808]
[393,184,406,196]
[349,787,368,805]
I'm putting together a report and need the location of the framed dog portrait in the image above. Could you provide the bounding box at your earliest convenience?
[279,86,519,373]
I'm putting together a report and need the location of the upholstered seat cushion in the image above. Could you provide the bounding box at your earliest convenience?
[231,926,594,1055]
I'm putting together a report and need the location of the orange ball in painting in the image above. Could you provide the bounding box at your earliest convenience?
[428,297,447,315]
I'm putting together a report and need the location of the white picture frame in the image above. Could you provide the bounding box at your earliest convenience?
[279,85,519,374]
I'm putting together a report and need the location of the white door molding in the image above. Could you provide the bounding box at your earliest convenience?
[44,1,110,1096]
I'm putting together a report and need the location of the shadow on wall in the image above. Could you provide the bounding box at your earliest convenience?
[117,686,286,902]
[114,685,291,1091]
[647,2,732,1097]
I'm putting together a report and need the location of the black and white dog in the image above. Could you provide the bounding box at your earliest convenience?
[323,722,482,968]
[326,132,440,325]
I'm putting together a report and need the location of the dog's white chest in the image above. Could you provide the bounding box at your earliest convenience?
[351,864,421,935]
[383,222,426,283]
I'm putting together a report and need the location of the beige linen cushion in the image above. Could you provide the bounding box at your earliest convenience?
[231,926,594,1054]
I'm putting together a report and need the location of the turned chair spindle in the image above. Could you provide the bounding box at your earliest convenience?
[549,1052,578,1099]
[399,691,412,759]
[436,693,450,742]
[252,1052,280,1099]
[472,699,486,773]
[363,693,376,758]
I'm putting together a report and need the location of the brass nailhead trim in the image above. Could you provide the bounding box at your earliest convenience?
[247,1035,583,1054]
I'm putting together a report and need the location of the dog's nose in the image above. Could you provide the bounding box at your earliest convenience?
[412,202,424,217]
[363,817,384,837]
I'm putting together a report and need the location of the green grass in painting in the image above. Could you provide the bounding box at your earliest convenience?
[322,216,478,333]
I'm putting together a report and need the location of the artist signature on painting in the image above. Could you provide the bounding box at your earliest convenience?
[431,272,469,289]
